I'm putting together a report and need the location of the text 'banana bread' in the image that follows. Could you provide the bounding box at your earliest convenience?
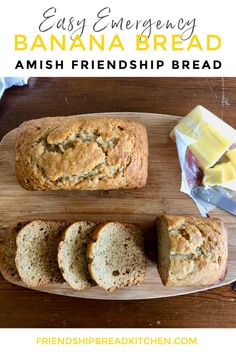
[15,116,148,191]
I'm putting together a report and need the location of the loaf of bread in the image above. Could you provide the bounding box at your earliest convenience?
[15,220,68,287]
[58,221,96,290]
[87,221,146,291]
[15,116,148,191]
[157,215,228,287]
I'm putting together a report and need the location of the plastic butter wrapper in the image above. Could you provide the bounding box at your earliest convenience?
[170,105,236,216]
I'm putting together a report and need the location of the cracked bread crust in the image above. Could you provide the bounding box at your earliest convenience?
[15,116,148,191]
[157,215,228,287]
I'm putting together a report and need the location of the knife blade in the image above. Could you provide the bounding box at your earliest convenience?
[191,186,236,216]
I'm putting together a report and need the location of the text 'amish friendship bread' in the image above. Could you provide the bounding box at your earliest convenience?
[15,220,68,287]
[15,116,148,191]
[157,215,228,287]
[58,221,96,290]
[87,222,146,291]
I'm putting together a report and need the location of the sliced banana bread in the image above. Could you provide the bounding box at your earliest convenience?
[0,222,27,281]
[15,220,68,287]
[87,221,146,291]
[157,215,228,287]
[58,221,96,290]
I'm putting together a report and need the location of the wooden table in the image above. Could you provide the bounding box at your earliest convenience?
[0,77,236,328]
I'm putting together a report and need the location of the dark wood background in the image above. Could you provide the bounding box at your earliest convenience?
[0,77,236,328]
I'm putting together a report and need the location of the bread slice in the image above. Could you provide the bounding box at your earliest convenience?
[58,221,96,290]
[87,222,146,291]
[0,222,27,281]
[15,220,68,287]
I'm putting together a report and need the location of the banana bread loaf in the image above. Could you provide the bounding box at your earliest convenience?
[15,116,148,191]
[157,215,228,287]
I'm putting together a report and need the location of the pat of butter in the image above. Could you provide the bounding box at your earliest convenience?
[203,166,224,186]
[171,106,232,169]
[226,149,236,167]
[203,161,236,187]
[189,126,232,169]
[170,106,209,141]
[220,162,236,181]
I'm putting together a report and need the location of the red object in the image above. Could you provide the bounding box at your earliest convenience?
[185,148,203,188]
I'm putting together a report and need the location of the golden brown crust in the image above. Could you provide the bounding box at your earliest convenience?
[157,215,228,287]
[15,116,148,191]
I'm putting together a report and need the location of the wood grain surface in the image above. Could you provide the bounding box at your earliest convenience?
[1,113,236,300]
[0,77,236,327]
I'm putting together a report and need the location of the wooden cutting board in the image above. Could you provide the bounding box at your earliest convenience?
[0,112,236,300]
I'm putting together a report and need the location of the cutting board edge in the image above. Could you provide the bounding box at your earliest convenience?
[1,264,235,300]
[0,112,234,300]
